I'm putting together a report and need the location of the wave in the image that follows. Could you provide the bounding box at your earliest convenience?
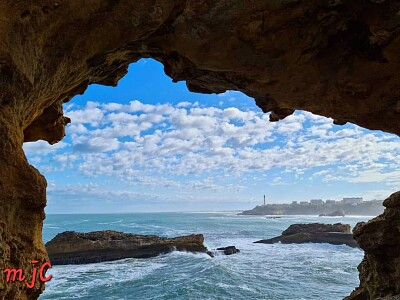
[97,219,123,225]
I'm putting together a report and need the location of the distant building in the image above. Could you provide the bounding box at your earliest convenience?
[292,201,298,205]
[310,199,324,205]
[300,201,309,205]
[342,197,363,205]
[325,200,336,204]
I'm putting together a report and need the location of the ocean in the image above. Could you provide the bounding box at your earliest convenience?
[40,213,370,300]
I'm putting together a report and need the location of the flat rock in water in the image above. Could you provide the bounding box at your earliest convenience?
[255,223,358,248]
[46,230,208,265]
[282,223,350,235]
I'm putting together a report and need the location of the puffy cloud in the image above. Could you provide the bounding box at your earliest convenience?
[349,170,400,184]
[23,140,68,155]
[67,105,104,126]
[73,137,120,153]
[24,100,400,198]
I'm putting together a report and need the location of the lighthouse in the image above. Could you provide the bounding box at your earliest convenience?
[263,195,266,206]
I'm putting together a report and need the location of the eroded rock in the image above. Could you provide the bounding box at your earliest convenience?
[46,231,208,265]
[0,1,398,298]
[255,223,358,248]
[282,223,351,235]
[345,192,400,300]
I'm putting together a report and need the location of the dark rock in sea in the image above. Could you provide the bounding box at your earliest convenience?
[206,251,215,258]
[206,246,240,257]
[319,210,345,217]
[255,223,358,248]
[46,230,208,265]
[216,246,240,255]
[282,223,350,235]
[266,216,282,219]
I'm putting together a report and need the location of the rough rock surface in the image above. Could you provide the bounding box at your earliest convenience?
[282,223,351,235]
[255,223,359,248]
[0,0,398,299]
[46,231,208,265]
[345,192,400,300]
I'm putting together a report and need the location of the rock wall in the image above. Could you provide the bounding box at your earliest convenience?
[0,0,399,299]
[0,121,48,298]
[346,192,400,300]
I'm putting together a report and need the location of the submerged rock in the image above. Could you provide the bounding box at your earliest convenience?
[216,246,240,255]
[46,231,208,265]
[207,246,240,257]
[319,210,346,217]
[255,223,358,248]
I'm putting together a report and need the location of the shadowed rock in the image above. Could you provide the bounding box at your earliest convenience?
[45,231,208,265]
[255,223,358,248]
[282,223,350,235]
[345,192,400,300]
[0,0,399,298]
[206,246,240,257]
[216,246,240,255]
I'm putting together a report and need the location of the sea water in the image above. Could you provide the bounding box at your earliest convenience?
[40,213,370,300]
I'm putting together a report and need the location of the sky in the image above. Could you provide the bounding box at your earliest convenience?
[23,59,400,214]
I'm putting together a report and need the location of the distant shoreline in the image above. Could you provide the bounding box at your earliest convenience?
[239,200,384,217]
[45,210,244,215]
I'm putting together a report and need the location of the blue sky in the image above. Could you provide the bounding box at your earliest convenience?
[23,59,400,213]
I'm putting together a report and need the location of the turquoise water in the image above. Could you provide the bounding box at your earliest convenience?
[40,213,370,300]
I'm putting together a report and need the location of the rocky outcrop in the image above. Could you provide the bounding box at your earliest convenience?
[282,223,351,235]
[345,192,400,300]
[207,246,241,257]
[216,246,240,255]
[0,0,398,298]
[319,210,346,217]
[255,223,358,248]
[45,231,208,265]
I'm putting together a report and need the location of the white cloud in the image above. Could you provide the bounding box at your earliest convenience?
[67,106,104,126]
[24,100,400,195]
[349,170,400,184]
[74,137,120,153]
[23,140,68,155]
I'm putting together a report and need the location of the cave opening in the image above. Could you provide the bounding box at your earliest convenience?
[1,1,399,299]
[21,58,399,299]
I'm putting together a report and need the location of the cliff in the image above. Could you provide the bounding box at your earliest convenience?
[240,200,384,216]
[345,191,400,300]
[46,231,208,265]
[0,0,398,299]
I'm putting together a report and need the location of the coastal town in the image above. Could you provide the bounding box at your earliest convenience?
[240,196,384,216]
